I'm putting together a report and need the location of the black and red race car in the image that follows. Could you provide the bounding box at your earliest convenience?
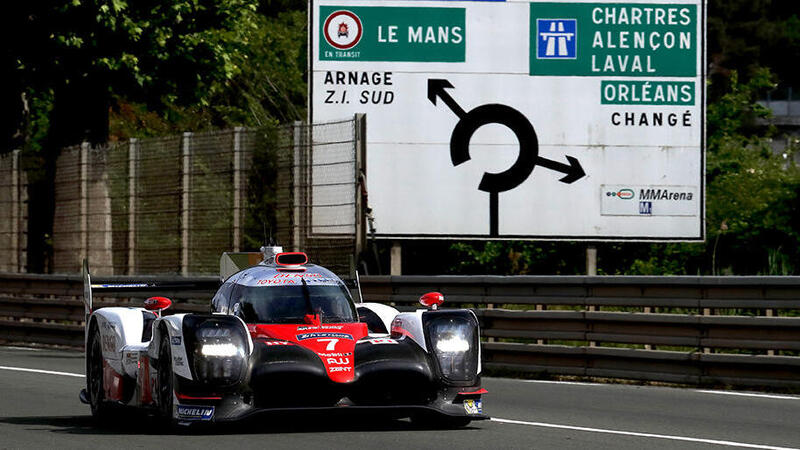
[80,248,487,427]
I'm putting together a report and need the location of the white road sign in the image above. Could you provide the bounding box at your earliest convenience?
[310,0,705,240]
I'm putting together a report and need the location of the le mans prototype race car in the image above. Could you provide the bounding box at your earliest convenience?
[79,247,487,427]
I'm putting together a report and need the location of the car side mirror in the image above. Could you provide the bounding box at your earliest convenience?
[419,292,444,310]
[144,296,172,317]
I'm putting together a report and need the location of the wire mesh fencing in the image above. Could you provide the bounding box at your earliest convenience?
[275,117,365,276]
[0,150,27,272]
[49,116,364,276]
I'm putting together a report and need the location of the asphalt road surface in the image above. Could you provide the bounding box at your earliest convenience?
[2,346,800,449]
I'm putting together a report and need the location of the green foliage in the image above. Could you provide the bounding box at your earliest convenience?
[242,124,286,250]
[108,8,307,138]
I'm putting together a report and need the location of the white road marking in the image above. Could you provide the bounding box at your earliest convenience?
[696,390,800,401]
[492,418,799,450]
[514,379,599,386]
[1,346,44,351]
[0,366,83,378]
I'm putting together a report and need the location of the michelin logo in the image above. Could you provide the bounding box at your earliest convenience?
[537,19,577,59]
[177,405,214,421]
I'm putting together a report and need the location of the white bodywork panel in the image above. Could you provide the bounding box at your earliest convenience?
[358,302,399,336]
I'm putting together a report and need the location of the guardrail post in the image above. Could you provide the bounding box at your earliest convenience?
[486,301,495,343]
[766,308,775,356]
[643,306,653,350]
[587,284,596,347]
[536,303,545,344]
[703,306,712,354]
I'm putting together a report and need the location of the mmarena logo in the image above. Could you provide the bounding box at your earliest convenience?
[323,10,363,50]
[606,188,634,199]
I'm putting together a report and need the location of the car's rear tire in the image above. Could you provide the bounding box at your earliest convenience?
[87,322,112,421]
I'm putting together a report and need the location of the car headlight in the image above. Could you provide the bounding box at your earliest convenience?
[424,311,479,385]
[183,316,248,386]
[200,342,240,357]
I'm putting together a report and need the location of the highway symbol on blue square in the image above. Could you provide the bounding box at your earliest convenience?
[537,19,577,59]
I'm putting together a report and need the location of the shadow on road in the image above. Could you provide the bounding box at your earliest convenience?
[0,412,483,436]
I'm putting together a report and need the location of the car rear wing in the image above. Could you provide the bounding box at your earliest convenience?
[82,258,221,323]
[220,252,264,282]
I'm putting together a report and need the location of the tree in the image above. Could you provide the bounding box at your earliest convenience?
[3,0,262,271]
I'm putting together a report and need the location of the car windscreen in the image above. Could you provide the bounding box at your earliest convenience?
[232,284,357,324]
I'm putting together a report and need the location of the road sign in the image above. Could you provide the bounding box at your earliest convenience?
[310,0,705,241]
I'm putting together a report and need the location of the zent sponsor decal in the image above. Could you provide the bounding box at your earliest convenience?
[177,405,215,421]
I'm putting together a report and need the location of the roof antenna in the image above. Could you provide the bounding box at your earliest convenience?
[259,221,282,263]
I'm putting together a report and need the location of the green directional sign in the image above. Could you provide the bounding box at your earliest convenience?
[601,80,695,105]
[530,3,697,77]
[319,6,465,62]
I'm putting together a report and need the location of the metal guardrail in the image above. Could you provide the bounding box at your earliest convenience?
[2,274,800,388]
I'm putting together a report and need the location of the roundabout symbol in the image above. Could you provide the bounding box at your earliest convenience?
[427,79,586,236]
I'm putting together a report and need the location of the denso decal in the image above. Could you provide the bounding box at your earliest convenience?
[366,338,398,345]
[296,332,353,341]
[297,324,344,331]
[177,405,215,421]
[262,340,293,346]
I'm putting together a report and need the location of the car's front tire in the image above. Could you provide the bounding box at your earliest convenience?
[87,322,112,421]
[156,330,175,422]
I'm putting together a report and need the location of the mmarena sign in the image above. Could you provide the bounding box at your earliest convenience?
[310,0,705,241]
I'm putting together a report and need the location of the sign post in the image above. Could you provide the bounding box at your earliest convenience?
[310,0,705,242]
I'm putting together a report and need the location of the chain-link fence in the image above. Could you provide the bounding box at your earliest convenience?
[0,150,27,272]
[275,117,366,275]
[49,116,364,276]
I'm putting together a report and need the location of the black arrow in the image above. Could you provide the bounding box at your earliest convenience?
[536,155,585,184]
[427,79,466,119]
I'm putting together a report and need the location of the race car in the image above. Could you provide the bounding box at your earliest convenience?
[79,247,487,427]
